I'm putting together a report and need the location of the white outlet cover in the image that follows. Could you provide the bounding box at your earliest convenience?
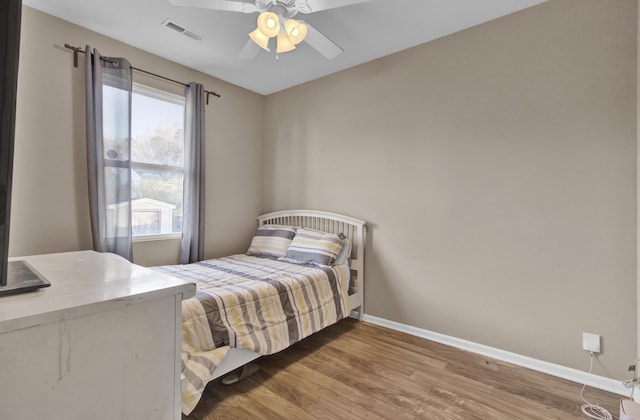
[583,332,601,353]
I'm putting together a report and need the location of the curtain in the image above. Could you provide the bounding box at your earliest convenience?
[180,82,206,264]
[84,46,133,261]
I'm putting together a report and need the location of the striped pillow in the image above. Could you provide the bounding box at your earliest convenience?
[279,228,344,266]
[246,225,297,258]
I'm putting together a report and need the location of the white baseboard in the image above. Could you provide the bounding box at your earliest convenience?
[350,312,629,397]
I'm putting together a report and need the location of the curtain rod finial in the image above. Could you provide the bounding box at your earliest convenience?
[64,43,80,68]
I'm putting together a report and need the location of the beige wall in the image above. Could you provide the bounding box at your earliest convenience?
[12,6,265,266]
[264,0,637,379]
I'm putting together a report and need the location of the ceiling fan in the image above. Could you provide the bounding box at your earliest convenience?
[168,0,371,59]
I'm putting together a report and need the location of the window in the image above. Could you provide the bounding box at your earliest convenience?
[130,84,185,239]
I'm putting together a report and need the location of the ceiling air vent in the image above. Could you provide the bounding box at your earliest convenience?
[162,19,202,41]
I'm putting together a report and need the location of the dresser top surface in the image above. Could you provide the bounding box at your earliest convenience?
[0,250,195,332]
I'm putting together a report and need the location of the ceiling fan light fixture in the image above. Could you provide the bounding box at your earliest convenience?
[256,11,280,38]
[276,33,296,53]
[285,19,307,45]
[249,28,271,51]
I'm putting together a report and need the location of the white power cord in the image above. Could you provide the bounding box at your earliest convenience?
[580,352,614,420]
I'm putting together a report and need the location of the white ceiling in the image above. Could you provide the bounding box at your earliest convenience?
[23,0,545,95]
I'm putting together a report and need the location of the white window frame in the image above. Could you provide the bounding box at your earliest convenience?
[131,83,185,242]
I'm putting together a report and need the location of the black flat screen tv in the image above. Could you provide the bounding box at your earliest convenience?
[0,0,50,296]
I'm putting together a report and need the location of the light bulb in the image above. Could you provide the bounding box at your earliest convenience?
[284,19,307,45]
[256,12,280,38]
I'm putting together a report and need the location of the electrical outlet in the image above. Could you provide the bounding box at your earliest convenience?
[583,332,600,353]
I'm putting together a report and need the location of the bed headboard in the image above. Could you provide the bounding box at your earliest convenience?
[257,210,366,320]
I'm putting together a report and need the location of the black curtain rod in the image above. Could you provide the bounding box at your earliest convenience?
[64,43,221,104]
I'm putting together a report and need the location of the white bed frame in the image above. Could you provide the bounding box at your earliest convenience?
[210,209,366,380]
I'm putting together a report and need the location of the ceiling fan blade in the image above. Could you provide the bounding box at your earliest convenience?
[295,0,370,13]
[168,0,257,13]
[301,22,343,59]
[238,39,262,59]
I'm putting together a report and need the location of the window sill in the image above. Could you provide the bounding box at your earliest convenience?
[132,233,182,243]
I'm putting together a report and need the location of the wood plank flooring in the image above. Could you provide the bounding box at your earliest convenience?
[185,318,623,419]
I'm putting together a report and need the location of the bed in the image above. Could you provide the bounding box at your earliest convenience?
[153,210,366,415]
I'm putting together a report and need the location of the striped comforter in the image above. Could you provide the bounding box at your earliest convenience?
[154,254,350,415]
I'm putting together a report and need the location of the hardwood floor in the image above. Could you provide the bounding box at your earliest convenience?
[185,318,623,419]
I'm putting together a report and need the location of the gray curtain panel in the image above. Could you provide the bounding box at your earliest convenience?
[84,46,133,261]
[180,82,206,264]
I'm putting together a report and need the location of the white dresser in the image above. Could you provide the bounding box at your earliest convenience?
[0,250,196,420]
